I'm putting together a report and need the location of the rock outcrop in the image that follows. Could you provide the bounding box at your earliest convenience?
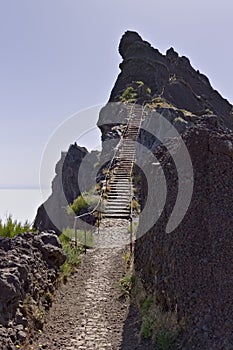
[97,31,233,348]
[109,30,233,130]
[0,232,66,349]
[34,143,99,234]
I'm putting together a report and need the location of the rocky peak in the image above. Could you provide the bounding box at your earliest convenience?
[166,47,179,62]
[110,31,233,130]
[118,30,144,58]
[97,31,233,348]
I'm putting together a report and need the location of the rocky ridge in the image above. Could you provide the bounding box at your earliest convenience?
[97,31,233,348]
[110,31,233,129]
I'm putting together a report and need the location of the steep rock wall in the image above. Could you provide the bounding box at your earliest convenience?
[97,31,233,348]
[135,116,233,348]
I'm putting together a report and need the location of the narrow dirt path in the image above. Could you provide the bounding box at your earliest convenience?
[28,219,150,350]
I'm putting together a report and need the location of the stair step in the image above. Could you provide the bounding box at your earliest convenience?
[109,183,132,187]
[104,210,130,214]
[107,198,130,201]
[109,187,132,190]
[107,199,131,202]
[108,193,131,196]
[104,214,130,219]
[106,206,130,210]
[106,201,130,205]
[109,180,131,183]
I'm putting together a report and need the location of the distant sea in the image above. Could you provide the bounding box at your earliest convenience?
[0,189,51,224]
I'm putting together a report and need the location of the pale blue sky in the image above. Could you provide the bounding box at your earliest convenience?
[1,0,232,188]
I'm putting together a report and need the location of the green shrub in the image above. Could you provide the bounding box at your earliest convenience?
[59,231,82,281]
[67,188,100,216]
[0,214,32,238]
[119,273,135,295]
[62,227,94,248]
[127,221,138,235]
[82,191,99,208]
[173,116,187,123]
[119,86,137,103]
[122,251,131,266]
[133,277,180,346]
[67,195,87,215]
[59,228,94,281]
[141,316,154,338]
[141,296,154,314]
[136,81,145,87]
[132,198,140,214]
[156,331,177,350]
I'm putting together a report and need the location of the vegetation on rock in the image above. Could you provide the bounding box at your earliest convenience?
[132,275,180,349]
[59,227,94,281]
[67,188,100,216]
[0,214,32,238]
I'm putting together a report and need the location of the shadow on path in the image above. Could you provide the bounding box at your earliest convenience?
[120,302,154,350]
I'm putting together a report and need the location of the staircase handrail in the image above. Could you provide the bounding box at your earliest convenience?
[72,101,137,242]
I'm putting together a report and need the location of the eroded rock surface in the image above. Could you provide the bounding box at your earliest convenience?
[0,232,66,349]
[135,116,233,348]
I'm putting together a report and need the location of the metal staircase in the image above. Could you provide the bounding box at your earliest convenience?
[103,104,144,219]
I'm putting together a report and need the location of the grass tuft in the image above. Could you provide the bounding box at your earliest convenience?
[0,214,32,238]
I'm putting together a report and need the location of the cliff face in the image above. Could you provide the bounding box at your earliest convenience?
[135,116,233,348]
[34,143,98,233]
[97,31,233,348]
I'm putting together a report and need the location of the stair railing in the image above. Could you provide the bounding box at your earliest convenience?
[128,103,145,253]
[72,101,137,248]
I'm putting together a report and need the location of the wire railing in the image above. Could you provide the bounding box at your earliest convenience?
[72,102,137,248]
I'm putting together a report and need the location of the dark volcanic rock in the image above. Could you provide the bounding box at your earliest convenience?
[96,31,233,349]
[0,232,65,348]
[109,30,233,130]
[34,143,99,234]
[134,116,233,349]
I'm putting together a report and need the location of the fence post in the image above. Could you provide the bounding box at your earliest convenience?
[129,216,133,254]
[84,221,87,254]
[74,217,78,247]
[98,206,102,235]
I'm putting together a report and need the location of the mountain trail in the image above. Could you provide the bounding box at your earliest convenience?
[28,219,152,350]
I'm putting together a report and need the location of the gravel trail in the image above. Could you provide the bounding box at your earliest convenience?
[27,219,151,350]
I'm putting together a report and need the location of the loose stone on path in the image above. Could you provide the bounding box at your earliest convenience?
[29,219,140,350]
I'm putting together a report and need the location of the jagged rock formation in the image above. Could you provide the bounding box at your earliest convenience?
[97,31,233,348]
[0,232,65,349]
[34,143,99,234]
[109,30,233,129]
